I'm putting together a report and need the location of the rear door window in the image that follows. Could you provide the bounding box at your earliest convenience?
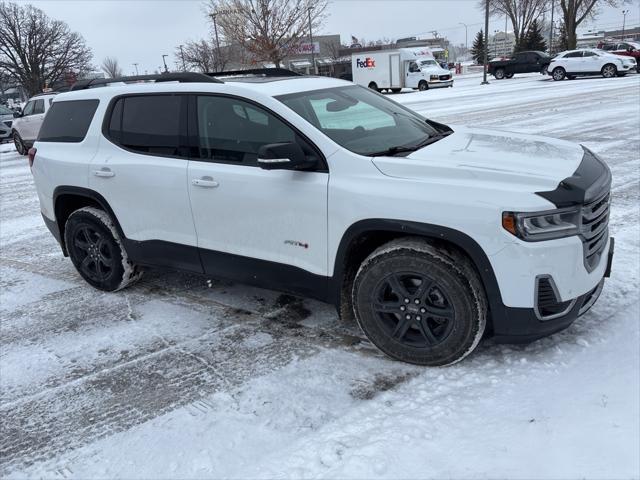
[38,100,99,143]
[107,95,187,157]
[33,99,45,114]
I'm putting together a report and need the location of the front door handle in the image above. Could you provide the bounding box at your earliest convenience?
[93,168,115,178]
[192,176,219,188]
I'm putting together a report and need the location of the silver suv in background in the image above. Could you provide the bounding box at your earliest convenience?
[0,105,15,143]
[11,92,58,155]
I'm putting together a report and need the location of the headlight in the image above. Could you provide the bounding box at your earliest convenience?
[502,207,581,241]
[430,75,439,80]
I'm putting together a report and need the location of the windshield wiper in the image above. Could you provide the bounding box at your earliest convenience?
[369,132,451,157]
[369,145,420,157]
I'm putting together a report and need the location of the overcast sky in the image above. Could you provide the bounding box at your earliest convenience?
[24,0,640,75]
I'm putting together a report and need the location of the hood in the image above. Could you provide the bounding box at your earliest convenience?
[372,126,584,192]
[420,64,450,75]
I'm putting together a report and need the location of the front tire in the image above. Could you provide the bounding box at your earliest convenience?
[418,80,429,91]
[494,68,506,79]
[368,82,379,92]
[505,72,514,79]
[552,67,566,81]
[64,207,142,291]
[602,63,617,78]
[13,132,27,155]
[352,238,487,366]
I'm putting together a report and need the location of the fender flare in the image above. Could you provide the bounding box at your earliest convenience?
[53,186,127,247]
[330,219,507,325]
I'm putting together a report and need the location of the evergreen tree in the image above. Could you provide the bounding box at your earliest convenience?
[555,22,569,54]
[523,20,547,52]
[471,30,487,65]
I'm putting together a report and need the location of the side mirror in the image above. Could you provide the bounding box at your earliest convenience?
[13,111,22,118]
[257,142,315,171]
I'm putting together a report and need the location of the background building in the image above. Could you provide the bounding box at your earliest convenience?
[284,34,344,76]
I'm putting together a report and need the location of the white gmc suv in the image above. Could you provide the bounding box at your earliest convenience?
[29,71,613,366]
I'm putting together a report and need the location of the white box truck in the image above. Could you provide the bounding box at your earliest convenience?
[351,47,453,92]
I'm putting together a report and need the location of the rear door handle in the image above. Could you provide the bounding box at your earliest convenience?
[93,168,115,178]
[192,176,219,188]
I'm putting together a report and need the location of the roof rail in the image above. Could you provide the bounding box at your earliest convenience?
[207,68,302,78]
[32,91,60,97]
[70,72,223,91]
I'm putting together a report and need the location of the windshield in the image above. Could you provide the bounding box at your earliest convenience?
[277,86,441,156]
[419,59,438,67]
[0,105,12,115]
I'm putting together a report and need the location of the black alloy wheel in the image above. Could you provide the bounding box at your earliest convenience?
[72,226,115,283]
[352,239,487,366]
[64,207,141,291]
[372,272,455,347]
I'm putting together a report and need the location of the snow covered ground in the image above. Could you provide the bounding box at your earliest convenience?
[1,73,639,479]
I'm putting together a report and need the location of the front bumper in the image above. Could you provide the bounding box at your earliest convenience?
[491,237,613,343]
[428,79,454,87]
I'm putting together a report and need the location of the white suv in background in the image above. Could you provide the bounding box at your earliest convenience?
[29,72,613,366]
[11,92,58,155]
[549,48,637,80]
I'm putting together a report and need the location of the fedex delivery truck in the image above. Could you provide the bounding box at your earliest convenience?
[351,48,453,92]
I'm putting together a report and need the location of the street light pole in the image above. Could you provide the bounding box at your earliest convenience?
[307,7,316,74]
[482,0,490,84]
[622,9,629,40]
[209,13,222,71]
[459,22,468,51]
[132,63,139,75]
[162,55,169,73]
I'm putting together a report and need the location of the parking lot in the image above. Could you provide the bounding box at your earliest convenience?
[1,72,639,479]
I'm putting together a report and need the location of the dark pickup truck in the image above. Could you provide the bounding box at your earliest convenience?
[488,51,551,79]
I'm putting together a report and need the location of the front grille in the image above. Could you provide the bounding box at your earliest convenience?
[536,276,574,320]
[581,193,610,272]
[439,74,451,81]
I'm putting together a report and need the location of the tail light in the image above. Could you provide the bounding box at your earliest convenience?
[28,147,36,168]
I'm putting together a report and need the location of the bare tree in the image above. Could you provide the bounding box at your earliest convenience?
[483,0,550,48]
[559,0,619,49]
[101,57,122,78]
[0,2,93,95]
[175,39,230,72]
[208,0,328,67]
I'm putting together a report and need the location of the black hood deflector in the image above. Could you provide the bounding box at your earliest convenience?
[536,147,611,207]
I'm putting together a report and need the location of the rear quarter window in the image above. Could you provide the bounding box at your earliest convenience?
[38,100,99,143]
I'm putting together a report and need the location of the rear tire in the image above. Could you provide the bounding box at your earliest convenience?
[64,207,142,292]
[368,82,379,92]
[13,132,27,156]
[552,67,566,81]
[505,72,514,79]
[601,63,617,78]
[418,80,429,91]
[494,68,506,79]
[352,238,487,366]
